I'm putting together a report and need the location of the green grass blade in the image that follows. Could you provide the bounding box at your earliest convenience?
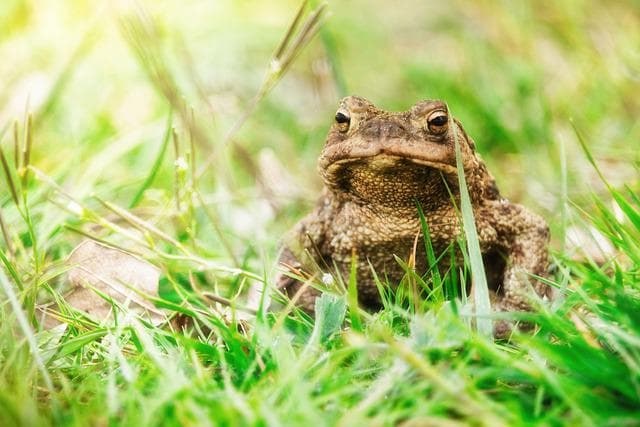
[347,254,363,332]
[129,111,172,208]
[50,329,109,361]
[0,249,22,291]
[451,112,492,337]
[416,201,443,295]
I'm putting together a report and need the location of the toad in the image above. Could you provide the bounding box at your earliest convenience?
[276,96,551,333]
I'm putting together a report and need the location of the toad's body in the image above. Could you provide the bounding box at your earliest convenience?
[277,96,550,330]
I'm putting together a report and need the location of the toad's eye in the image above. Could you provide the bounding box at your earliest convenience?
[334,109,351,131]
[335,111,350,123]
[427,111,448,133]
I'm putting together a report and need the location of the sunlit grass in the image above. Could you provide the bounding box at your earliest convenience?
[1,0,639,426]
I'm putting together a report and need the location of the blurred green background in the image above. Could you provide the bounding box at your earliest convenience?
[1,0,639,253]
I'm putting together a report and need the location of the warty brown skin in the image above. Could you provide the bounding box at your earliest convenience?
[277,96,551,334]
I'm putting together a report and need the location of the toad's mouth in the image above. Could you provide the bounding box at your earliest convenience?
[325,154,457,174]
[320,154,457,206]
[319,136,458,180]
[321,153,458,187]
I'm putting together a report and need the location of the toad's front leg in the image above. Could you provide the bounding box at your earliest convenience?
[482,201,552,335]
[275,194,338,313]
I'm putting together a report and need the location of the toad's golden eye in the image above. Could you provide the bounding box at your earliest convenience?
[334,109,351,132]
[427,111,448,133]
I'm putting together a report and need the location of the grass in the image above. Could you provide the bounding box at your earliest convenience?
[1,0,640,425]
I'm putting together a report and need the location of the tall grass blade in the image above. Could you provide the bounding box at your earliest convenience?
[119,8,211,152]
[451,112,492,337]
[130,111,173,208]
[273,0,307,60]
[197,1,327,177]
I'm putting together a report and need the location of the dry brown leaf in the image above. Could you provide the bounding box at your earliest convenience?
[43,240,165,327]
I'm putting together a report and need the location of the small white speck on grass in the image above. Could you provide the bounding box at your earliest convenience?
[174,156,188,171]
[269,59,282,74]
[66,200,84,216]
[321,273,334,286]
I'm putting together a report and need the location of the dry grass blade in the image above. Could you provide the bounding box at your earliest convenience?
[273,0,308,60]
[29,166,156,248]
[20,114,33,187]
[13,121,19,168]
[94,196,187,254]
[0,125,15,256]
[201,291,258,316]
[119,8,211,152]
[196,1,328,177]
[276,2,327,75]
[235,1,327,132]
[0,142,19,206]
[29,164,259,281]
[157,252,263,281]
[119,9,178,103]
[0,123,9,149]
[31,164,261,280]
[0,208,13,257]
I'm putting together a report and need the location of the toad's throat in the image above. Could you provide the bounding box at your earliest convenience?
[323,155,455,208]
